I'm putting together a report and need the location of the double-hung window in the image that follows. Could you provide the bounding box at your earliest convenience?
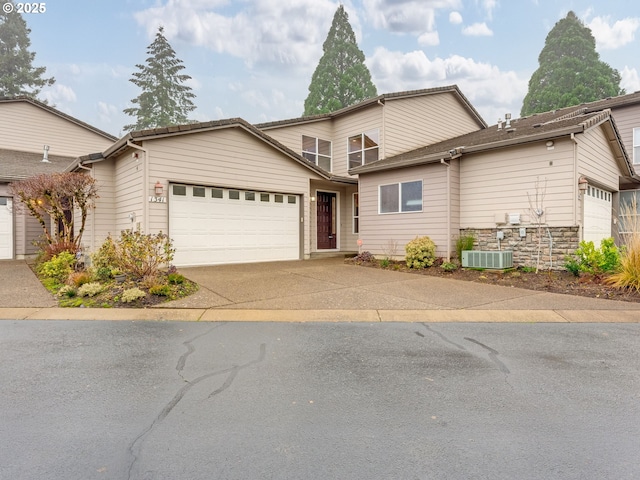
[379,180,423,213]
[302,135,332,171]
[348,130,379,169]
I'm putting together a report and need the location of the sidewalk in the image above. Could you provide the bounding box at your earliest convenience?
[1,258,640,322]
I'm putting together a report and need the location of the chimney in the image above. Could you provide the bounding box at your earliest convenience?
[42,145,50,163]
[505,113,512,128]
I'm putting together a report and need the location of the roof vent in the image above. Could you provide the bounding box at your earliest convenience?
[505,113,512,128]
[497,118,503,130]
[42,145,50,163]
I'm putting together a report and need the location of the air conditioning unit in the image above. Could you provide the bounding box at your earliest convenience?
[461,250,513,269]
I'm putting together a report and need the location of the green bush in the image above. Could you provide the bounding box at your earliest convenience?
[565,238,621,278]
[38,251,75,282]
[455,234,475,261]
[441,261,458,272]
[149,284,171,296]
[114,229,175,279]
[121,287,146,303]
[91,235,118,271]
[57,285,77,298]
[167,273,185,285]
[606,232,640,291]
[405,236,437,269]
[77,282,104,297]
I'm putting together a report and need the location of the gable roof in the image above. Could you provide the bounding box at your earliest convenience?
[255,85,487,130]
[573,90,640,113]
[0,96,118,142]
[72,117,356,184]
[0,148,76,183]
[351,107,635,179]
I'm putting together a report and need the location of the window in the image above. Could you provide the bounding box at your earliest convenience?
[302,135,332,171]
[379,180,422,213]
[353,193,359,234]
[260,193,270,202]
[229,190,240,200]
[288,196,297,204]
[348,129,379,169]
[173,185,186,196]
[193,187,205,197]
[211,189,223,199]
[634,128,640,165]
[619,190,640,234]
[274,194,284,203]
[245,192,255,201]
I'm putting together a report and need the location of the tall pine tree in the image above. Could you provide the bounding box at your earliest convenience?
[303,5,377,116]
[123,26,196,132]
[521,11,623,117]
[0,1,54,98]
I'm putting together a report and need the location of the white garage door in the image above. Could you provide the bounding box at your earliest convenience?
[583,185,612,245]
[0,197,13,260]
[169,184,301,266]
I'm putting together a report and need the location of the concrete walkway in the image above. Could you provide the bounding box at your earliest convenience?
[1,257,640,322]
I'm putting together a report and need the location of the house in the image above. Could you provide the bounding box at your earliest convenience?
[0,97,117,260]
[351,105,637,269]
[72,86,487,267]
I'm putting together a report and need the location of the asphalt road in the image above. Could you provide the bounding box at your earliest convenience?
[1,320,639,480]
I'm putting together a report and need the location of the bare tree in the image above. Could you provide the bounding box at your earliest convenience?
[527,177,547,272]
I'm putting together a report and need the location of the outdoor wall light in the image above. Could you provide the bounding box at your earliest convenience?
[154,181,164,195]
[310,196,316,202]
[578,176,588,192]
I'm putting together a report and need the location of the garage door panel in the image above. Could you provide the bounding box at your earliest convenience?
[169,185,300,266]
[584,186,612,245]
[0,197,13,260]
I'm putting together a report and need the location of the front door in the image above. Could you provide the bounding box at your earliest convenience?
[317,192,337,250]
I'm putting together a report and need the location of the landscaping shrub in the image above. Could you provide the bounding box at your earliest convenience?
[121,287,146,303]
[565,238,620,279]
[441,261,458,272]
[91,235,118,272]
[77,282,104,297]
[353,251,376,264]
[113,230,175,279]
[606,227,640,292]
[149,284,171,296]
[168,273,185,285]
[455,234,475,261]
[57,285,77,298]
[67,271,92,287]
[405,236,437,269]
[38,251,75,282]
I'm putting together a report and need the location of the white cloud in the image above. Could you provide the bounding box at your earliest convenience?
[418,31,440,46]
[621,66,640,93]
[449,11,463,25]
[41,84,77,105]
[462,22,493,36]
[133,0,339,71]
[367,47,528,123]
[97,101,118,125]
[587,16,640,50]
[478,0,498,20]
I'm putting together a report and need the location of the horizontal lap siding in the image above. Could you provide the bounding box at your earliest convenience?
[0,102,112,156]
[578,127,620,191]
[85,162,116,251]
[384,93,482,158]
[114,152,143,235]
[460,140,575,228]
[359,164,451,258]
[262,121,334,161]
[611,105,637,163]
[332,107,383,178]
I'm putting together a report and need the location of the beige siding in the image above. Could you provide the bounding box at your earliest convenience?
[262,120,334,160]
[82,161,116,252]
[113,151,144,236]
[144,128,324,259]
[332,106,384,178]
[611,105,638,163]
[359,164,452,258]
[384,93,482,158]
[460,140,576,228]
[0,102,113,156]
[577,126,620,191]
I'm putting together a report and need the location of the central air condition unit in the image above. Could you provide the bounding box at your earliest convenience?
[462,250,513,269]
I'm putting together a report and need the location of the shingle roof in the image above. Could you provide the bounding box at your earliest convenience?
[255,85,487,130]
[351,107,630,175]
[0,148,76,182]
[0,96,118,141]
[576,90,640,112]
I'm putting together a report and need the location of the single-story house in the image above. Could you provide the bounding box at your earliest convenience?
[0,96,116,259]
[351,105,638,269]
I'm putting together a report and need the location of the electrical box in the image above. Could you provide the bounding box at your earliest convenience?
[519,227,526,238]
[496,230,504,240]
[508,213,521,224]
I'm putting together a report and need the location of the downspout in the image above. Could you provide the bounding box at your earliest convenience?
[76,161,95,253]
[127,140,149,233]
[571,133,579,232]
[441,158,451,261]
[378,99,386,159]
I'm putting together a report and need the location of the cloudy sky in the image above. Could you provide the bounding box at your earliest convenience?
[22,0,640,137]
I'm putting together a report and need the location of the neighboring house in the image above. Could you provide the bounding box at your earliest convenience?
[72,86,487,267]
[0,97,116,260]
[351,106,637,269]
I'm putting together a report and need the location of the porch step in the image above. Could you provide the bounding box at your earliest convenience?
[310,251,357,259]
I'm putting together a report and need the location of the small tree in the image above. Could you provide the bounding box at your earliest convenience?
[9,172,98,250]
[303,5,377,115]
[123,26,196,132]
[0,1,55,98]
[527,177,547,272]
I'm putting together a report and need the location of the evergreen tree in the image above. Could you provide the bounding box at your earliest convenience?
[521,11,623,117]
[0,2,54,98]
[123,26,196,132]
[303,5,377,116]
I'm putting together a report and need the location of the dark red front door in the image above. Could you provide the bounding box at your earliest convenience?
[317,192,336,249]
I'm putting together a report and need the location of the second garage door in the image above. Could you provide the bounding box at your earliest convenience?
[583,185,612,245]
[169,184,301,266]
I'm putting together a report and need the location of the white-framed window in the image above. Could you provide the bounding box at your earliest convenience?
[352,193,359,234]
[302,135,332,171]
[619,190,640,235]
[348,129,379,169]
[634,128,640,165]
[379,180,423,214]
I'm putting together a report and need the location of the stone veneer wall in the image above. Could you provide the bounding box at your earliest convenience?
[459,226,580,270]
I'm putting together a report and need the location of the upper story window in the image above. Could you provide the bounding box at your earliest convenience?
[302,135,332,171]
[634,128,640,165]
[348,129,379,169]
